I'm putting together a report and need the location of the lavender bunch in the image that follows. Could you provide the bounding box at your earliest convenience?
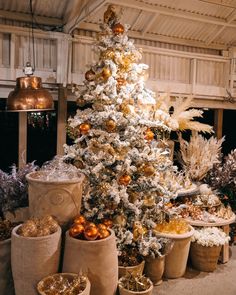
[0,162,37,217]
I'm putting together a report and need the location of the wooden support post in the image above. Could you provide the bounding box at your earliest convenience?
[18,112,27,168]
[57,84,67,155]
[214,109,223,139]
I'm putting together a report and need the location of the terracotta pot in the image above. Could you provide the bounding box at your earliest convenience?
[119,260,145,278]
[11,224,61,295]
[26,171,84,225]
[156,226,194,279]
[37,273,91,295]
[118,278,153,295]
[63,229,118,295]
[190,242,222,272]
[144,255,165,285]
[0,238,14,295]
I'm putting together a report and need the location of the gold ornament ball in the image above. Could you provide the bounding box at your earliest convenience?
[105,119,116,132]
[79,123,91,135]
[118,174,131,186]
[112,23,125,35]
[97,223,107,231]
[113,214,127,227]
[143,195,155,207]
[145,128,154,141]
[119,103,131,115]
[85,222,96,229]
[84,225,99,240]
[128,190,139,203]
[101,66,112,81]
[98,228,110,239]
[142,164,155,176]
[74,215,87,226]
[102,48,115,60]
[85,69,95,81]
[103,219,113,228]
[69,224,85,238]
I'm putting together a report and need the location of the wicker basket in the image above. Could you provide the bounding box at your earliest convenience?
[190,242,222,272]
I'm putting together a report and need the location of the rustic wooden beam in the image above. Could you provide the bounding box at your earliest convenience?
[77,22,227,50]
[57,85,67,155]
[64,0,107,33]
[214,109,223,139]
[18,112,27,168]
[108,0,236,28]
[0,9,63,27]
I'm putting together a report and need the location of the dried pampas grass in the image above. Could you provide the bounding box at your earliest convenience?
[178,132,224,181]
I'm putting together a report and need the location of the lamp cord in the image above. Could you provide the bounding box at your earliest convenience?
[29,0,36,72]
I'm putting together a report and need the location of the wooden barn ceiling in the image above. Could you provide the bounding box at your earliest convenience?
[0,0,236,50]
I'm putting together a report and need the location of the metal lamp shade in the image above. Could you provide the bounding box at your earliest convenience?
[6,76,54,111]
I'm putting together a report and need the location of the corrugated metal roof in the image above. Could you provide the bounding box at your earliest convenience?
[135,0,234,19]
[0,0,236,50]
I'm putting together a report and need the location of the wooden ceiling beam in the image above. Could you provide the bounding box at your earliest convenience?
[0,9,63,27]
[78,22,227,50]
[63,0,107,33]
[206,9,236,45]
[108,0,236,28]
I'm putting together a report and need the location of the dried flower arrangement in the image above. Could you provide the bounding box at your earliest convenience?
[206,149,236,211]
[191,227,230,247]
[178,132,224,181]
[0,162,37,218]
[157,94,213,133]
[119,273,152,292]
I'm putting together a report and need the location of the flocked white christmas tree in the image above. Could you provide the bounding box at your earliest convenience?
[64,5,182,261]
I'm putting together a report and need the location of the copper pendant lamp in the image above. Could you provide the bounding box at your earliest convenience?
[6,76,54,112]
[6,0,54,112]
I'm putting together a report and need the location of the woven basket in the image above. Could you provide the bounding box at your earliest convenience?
[190,242,222,272]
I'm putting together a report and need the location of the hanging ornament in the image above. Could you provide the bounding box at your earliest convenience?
[105,119,117,132]
[74,215,87,226]
[103,219,113,228]
[118,174,131,186]
[112,23,125,35]
[113,214,127,227]
[77,97,87,108]
[101,48,115,60]
[143,195,155,207]
[145,128,154,141]
[69,224,85,238]
[104,5,117,26]
[133,223,147,241]
[119,103,131,116]
[116,78,127,89]
[98,182,110,194]
[101,66,112,81]
[84,225,99,240]
[128,190,139,203]
[85,69,96,81]
[79,123,91,135]
[142,164,155,176]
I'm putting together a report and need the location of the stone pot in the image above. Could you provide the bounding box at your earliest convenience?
[144,255,165,285]
[26,171,84,226]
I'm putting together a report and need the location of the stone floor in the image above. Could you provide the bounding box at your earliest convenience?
[153,245,236,295]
